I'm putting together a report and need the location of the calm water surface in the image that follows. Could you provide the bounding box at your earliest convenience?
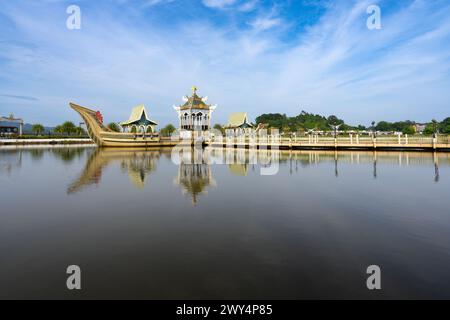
[1,146,450,299]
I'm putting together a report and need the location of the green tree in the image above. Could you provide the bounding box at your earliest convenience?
[74,127,87,136]
[423,124,434,135]
[375,121,392,132]
[107,122,121,132]
[160,124,176,136]
[61,121,76,136]
[327,115,344,126]
[402,126,415,135]
[439,117,450,134]
[282,125,291,134]
[53,125,63,135]
[31,124,45,135]
[213,123,224,134]
[357,125,366,131]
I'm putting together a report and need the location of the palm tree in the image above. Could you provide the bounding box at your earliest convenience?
[61,121,76,136]
[31,124,45,136]
[53,125,63,135]
[160,124,176,136]
[74,127,87,136]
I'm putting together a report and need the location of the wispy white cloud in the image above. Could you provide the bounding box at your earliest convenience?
[249,16,282,31]
[248,5,283,32]
[202,0,236,9]
[0,94,39,101]
[142,0,175,7]
[239,0,258,12]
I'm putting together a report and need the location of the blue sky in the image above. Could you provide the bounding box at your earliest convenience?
[1,0,450,127]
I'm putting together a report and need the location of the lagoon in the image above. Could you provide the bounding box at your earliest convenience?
[1,146,450,299]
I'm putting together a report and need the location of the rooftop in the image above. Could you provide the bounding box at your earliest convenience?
[178,86,212,111]
[120,105,158,126]
[225,112,253,128]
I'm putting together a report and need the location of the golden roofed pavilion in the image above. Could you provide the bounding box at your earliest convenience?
[225,112,254,136]
[120,104,158,133]
[173,86,217,139]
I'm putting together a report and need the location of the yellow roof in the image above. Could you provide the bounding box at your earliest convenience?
[178,87,213,111]
[226,112,252,128]
[120,104,158,126]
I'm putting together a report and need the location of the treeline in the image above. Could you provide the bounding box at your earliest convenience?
[255,111,450,135]
[375,118,450,134]
[53,121,87,136]
[255,111,364,133]
[28,122,87,136]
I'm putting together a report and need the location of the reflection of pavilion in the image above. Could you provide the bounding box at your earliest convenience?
[174,148,216,205]
[67,148,161,194]
[121,153,159,189]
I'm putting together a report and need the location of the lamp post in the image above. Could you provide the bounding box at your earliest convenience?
[432,119,438,139]
[330,123,342,148]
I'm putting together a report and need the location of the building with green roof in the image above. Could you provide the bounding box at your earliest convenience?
[120,104,158,133]
[225,112,254,136]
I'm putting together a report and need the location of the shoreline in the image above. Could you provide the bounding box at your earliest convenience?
[0,138,95,146]
[2,138,450,152]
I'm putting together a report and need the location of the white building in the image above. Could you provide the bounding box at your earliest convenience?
[173,86,217,140]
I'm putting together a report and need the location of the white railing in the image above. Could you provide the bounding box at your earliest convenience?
[209,134,450,148]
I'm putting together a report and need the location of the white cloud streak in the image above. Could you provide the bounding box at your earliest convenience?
[202,0,236,9]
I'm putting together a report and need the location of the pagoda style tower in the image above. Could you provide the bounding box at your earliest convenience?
[173,86,217,139]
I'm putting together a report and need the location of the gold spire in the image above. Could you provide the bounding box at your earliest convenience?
[191,86,197,95]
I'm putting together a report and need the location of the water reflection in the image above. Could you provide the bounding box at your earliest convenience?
[0,149,22,176]
[3,146,449,198]
[2,146,450,299]
[67,148,161,193]
[62,147,450,200]
[52,147,86,163]
[434,153,440,182]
